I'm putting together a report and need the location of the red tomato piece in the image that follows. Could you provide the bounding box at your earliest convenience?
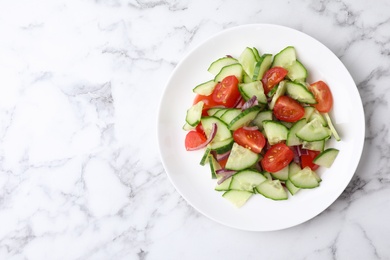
[193,94,219,111]
[233,127,266,153]
[212,75,241,107]
[273,95,305,122]
[261,67,288,94]
[184,130,207,151]
[301,150,320,171]
[309,80,333,113]
[261,143,294,173]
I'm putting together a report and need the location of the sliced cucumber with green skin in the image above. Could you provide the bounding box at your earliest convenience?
[222,190,253,208]
[209,138,234,154]
[193,80,216,96]
[252,47,261,61]
[313,148,339,168]
[215,176,233,191]
[200,147,211,166]
[182,122,195,131]
[238,47,257,80]
[213,108,230,118]
[296,118,332,142]
[251,110,273,130]
[238,81,267,104]
[289,166,320,189]
[207,107,223,116]
[269,80,287,110]
[228,106,261,131]
[287,60,308,82]
[255,179,288,200]
[185,101,204,127]
[285,180,300,195]
[225,143,260,171]
[201,116,232,142]
[208,154,221,179]
[324,113,341,141]
[252,54,273,81]
[263,120,289,145]
[286,118,306,146]
[303,106,315,122]
[208,57,238,75]
[287,162,301,195]
[285,81,316,104]
[214,63,243,82]
[220,109,242,125]
[229,169,267,192]
[271,164,289,181]
[302,140,325,151]
[309,109,327,126]
[272,46,296,68]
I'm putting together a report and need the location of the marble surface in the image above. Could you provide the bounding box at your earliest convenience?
[0,0,389,259]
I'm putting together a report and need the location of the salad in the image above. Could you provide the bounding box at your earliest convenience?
[183,46,340,208]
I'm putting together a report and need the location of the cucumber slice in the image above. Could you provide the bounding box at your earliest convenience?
[285,180,300,195]
[289,166,319,189]
[215,175,233,191]
[255,179,288,200]
[285,81,316,104]
[238,81,267,104]
[313,148,339,168]
[208,154,221,179]
[251,110,273,130]
[214,63,243,82]
[263,120,289,145]
[220,109,242,125]
[201,116,232,142]
[271,165,289,181]
[185,101,204,127]
[272,46,296,68]
[324,113,341,141]
[200,147,211,166]
[296,118,332,142]
[269,80,287,110]
[287,162,301,195]
[207,107,223,116]
[229,169,267,192]
[286,118,306,146]
[222,190,253,208]
[209,138,234,154]
[182,122,194,131]
[225,143,260,171]
[287,60,308,82]
[252,47,261,61]
[208,57,238,75]
[213,108,230,118]
[252,54,273,81]
[309,109,327,126]
[228,106,261,131]
[303,106,315,122]
[193,80,216,96]
[302,140,325,151]
[238,47,257,79]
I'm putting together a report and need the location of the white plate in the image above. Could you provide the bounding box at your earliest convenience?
[157,24,365,231]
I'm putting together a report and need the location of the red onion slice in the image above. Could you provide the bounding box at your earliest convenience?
[241,95,258,110]
[243,126,259,131]
[216,169,237,184]
[216,150,230,161]
[187,123,218,151]
[292,146,301,165]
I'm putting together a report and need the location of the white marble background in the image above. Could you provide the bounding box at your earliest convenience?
[0,0,389,259]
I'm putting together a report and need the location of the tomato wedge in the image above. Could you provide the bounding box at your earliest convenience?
[273,95,305,122]
[212,75,241,107]
[261,67,288,94]
[261,143,294,173]
[309,80,333,113]
[301,150,320,171]
[233,127,266,153]
[184,130,207,151]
